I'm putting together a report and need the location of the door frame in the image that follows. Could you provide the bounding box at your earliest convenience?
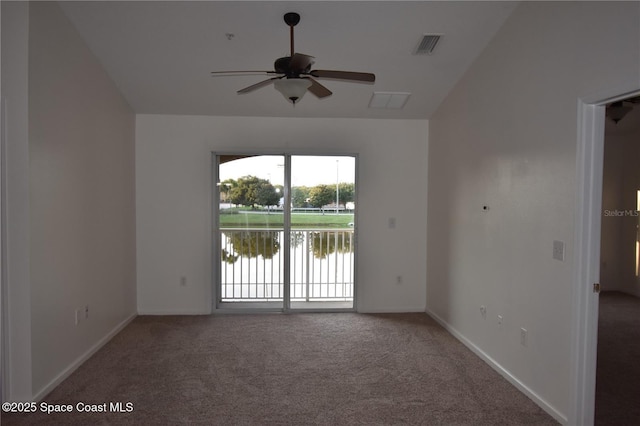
[211,151,359,314]
[571,86,640,425]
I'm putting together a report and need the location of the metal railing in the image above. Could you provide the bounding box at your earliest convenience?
[219,228,354,302]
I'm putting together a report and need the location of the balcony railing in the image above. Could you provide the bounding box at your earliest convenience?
[219,228,354,302]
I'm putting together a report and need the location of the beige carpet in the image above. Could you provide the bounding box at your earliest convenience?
[595,291,640,425]
[3,313,557,425]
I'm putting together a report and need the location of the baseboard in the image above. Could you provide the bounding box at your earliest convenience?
[137,309,211,315]
[357,306,427,313]
[32,313,137,402]
[425,308,568,425]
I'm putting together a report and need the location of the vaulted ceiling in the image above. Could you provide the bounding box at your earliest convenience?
[59,1,517,119]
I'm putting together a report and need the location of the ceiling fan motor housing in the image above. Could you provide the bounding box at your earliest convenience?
[274,56,313,76]
[274,57,292,74]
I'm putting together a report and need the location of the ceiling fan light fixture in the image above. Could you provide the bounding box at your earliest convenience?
[607,101,633,124]
[274,78,312,104]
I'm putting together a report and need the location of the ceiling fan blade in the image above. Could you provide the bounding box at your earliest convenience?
[237,77,282,94]
[211,71,279,76]
[306,78,332,98]
[309,70,375,82]
[289,53,315,73]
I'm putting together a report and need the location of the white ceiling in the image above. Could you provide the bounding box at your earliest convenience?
[59,1,517,119]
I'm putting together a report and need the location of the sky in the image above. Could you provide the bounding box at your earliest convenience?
[219,155,355,187]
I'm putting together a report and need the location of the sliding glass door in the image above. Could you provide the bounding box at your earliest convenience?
[289,156,355,309]
[214,154,356,311]
[216,155,285,310]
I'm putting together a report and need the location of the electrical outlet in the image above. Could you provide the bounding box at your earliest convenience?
[388,217,396,229]
[480,305,487,319]
[553,240,565,261]
[180,276,187,287]
[520,327,528,346]
[396,275,402,285]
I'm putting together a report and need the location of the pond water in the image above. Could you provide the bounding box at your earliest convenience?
[219,229,354,301]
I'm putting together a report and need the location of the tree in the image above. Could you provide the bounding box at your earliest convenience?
[337,183,355,204]
[256,182,280,207]
[291,186,310,208]
[219,178,237,203]
[229,175,278,208]
[308,184,335,208]
[228,176,253,207]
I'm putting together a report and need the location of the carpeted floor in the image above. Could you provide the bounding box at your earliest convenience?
[3,313,557,425]
[595,291,640,425]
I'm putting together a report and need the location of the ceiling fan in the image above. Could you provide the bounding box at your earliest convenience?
[211,12,375,104]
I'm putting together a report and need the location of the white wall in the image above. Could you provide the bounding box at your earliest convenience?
[601,106,640,296]
[136,115,428,314]
[427,1,639,423]
[28,2,137,397]
[1,1,32,402]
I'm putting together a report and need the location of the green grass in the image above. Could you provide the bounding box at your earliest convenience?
[219,211,354,228]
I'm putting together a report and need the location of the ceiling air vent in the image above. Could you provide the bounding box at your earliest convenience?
[369,92,411,109]
[413,34,441,55]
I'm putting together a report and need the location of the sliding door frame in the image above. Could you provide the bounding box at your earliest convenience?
[211,151,359,314]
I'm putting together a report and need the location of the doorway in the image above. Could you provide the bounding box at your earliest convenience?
[572,88,640,425]
[213,153,357,312]
[595,96,640,424]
